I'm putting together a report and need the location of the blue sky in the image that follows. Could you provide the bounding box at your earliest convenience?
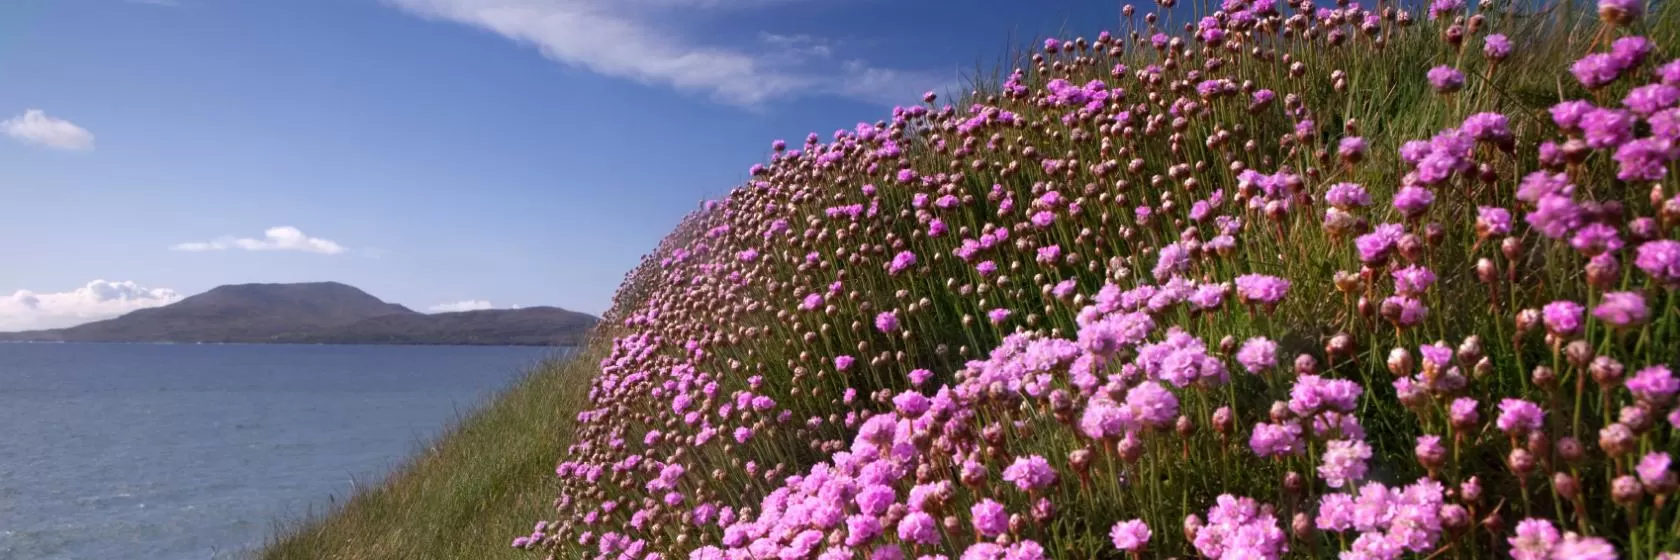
[0,0,1120,330]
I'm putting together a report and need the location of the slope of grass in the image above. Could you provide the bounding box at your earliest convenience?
[260,345,600,560]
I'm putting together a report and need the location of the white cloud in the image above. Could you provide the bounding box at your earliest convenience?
[428,300,496,312]
[0,280,182,331]
[171,226,348,255]
[2,109,96,151]
[383,0,951,107]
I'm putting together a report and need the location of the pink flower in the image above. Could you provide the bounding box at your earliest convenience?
[1496,399,1545,435]
[971,499,1009,537]
[1110,519,1152,551]
[875,311,900,333]
[1318,439,1372,488]
[1508,518,1560,560]
[1002,455,1058,492]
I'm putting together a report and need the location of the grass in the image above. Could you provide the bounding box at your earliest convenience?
[260,344,601,560]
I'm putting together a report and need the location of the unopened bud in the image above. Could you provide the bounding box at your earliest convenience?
[1600,423,1636,456]
[1387,347,1414,377]
[1553,472,1580,500]
[1612,475,1644,506]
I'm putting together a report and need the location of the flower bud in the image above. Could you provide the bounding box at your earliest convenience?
[1531,365,1557,390]
[1327,333,1355,357]
[1214,407,1235,436]
[1270,401,1292,422]
[1565,340,1593,368]
[1557,437,1585,463]
[1481,510,1504,534]
[1501,236,1522,262]
[1526,431,1550,458]
[1507,448,1536,476]
[1456,335,1483,365]
[1620,405,1653,433]
[1219,335,1237,354]
[1599,423,1636,456]
[1475,258,1497,284]
[1590,356,1625,388]
[1553,472,1580,500]
[1612,475,1644,506]
[1294,354,1319,376]
[1030,497,1056,523]
[1118,432,1145,463]
[1292,512,1314,541]
[1387,347,1414,377]
[1461,476,1483,503]
[1441,504,1470,533]
[1587,254,1620,289]
[1176,415,1196,437]
[1068,448,1093,477]
[1334,270,1361,292]
[1184,514,1204,541]
[1284,471,1305,495]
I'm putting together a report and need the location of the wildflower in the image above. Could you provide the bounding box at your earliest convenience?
[1449,397,1479,428]
[1392,186,1436,218]
[971,499,1009,537]
[1552,533,1617,559]
[1496,399,1545,435]
[1391,265,1436,296]
[1319,439,1372,488]
[1110,519,1151,552]
[1636,240,1680,285]
[1192,495,1288,559]
[1592,291,1649,328]
[1484,34,1512,61]
[1250,422,1305,457]
[1325,182,1371,208]
[1625,84,1680,115]
[1234,274,1291,306]
[888,251,917,275]
[1476,207,1513,237]
[1611,36,1652,68]
[1237,337,1278,374]
[1356,223,1405,264]
[1508,518,1560,560]
[835,355,856,371]
[1614,138,1677,182]
[875,311,900,333]
[1338,137,1367,163]
[1427,66,1465,93]
[1637,452,1676,492]
[987,308,1012,324]
[1627,365,1678,405]
[1572,54,1624,89]
[1599,0,1642,24]
[897,512,940,545]
[1002,455,1058,492]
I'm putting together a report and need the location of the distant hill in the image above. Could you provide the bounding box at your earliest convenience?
[0,282,596,346]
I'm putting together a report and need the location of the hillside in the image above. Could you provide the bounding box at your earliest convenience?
[0,282,596,346]
[265,1,1680,559]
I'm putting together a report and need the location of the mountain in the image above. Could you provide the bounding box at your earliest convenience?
[0,282,596,346]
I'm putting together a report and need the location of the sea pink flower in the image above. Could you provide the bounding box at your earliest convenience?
[1110,519,1151,552]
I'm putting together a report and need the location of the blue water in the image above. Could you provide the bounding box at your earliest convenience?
[0,343,562,560]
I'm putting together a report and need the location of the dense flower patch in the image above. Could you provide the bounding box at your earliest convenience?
[514,0,1680,557]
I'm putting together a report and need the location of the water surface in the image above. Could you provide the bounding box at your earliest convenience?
[0,343,561,560]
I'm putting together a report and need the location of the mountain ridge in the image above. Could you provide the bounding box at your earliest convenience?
[0,281,596,346]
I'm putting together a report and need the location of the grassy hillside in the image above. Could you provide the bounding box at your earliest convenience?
[267,0,1680,558]
[261,346,600,560]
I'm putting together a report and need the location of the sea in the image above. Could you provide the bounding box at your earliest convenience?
[0,342,564,560]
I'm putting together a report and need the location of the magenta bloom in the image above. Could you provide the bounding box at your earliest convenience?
[1592,291,1649,328]
[1001,455,1058,492]
[1236,337,1278,374]
[1496,399,1545,435]
[1325,182,1371,208]
[1355,223,1405,264]
[1627,365,1678,405]
[1635,239,1680,285]
[1450,398,1479,427]
[1477,207,1513,236]
[1614,138,1677,182]
[1541,300,1585,336]
[1234,274,1290,305]
[1484,34,1512,60]
[971,499,1009,537]
[1572,53,1624,89]
[987,308,1012,325]
[1427,65,1465,93]
[1392,186,1436,218]
[875,311,900,333]
[1317,438,1372,488]
[834,355,855,371]
[1637,452,1674,488]
[888,250,917,275]
[1509,518,1560,560]
[1391,265,1436,296]
[1383,295,1429,327]
[1250,422,1305,457]
[1192,494,1287,559]
[896,512,940,545]
[1552,533,1618,560]
[1109,519,1151,551]
[1599,0,1643,23]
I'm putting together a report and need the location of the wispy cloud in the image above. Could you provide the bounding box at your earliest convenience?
[171,226,348,255]
[2,109,96,151]
[428,299,496,312]
[0,280,182,331]
[383,0,952,107]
